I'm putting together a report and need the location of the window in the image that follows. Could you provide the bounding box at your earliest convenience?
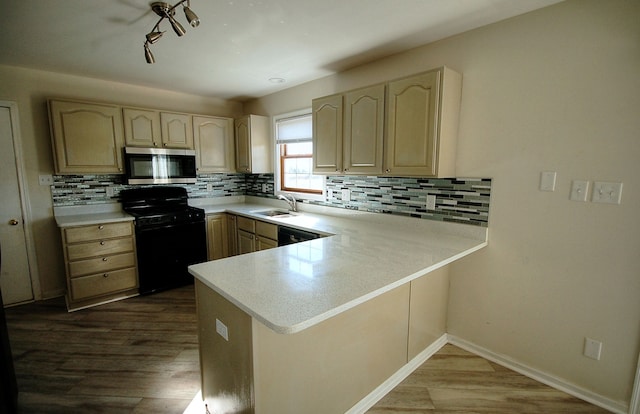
[274,111,324,199]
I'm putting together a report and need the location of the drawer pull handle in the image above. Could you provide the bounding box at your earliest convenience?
[98,225,104,230]
[100,241,105,245]
[102,257,108,262]
[103,273,109,278]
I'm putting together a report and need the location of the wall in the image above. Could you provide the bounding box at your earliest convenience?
[0,65,243,298]
[243,0,640,408]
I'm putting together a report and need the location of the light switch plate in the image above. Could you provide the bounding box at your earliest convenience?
[570,180,589,202]
[539,171,557,191]
[592,182,623,204]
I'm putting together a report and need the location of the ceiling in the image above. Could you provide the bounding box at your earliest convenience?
[0,0,562,101]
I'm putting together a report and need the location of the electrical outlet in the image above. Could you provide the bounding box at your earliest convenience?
[569,180,589,202]
[584,337,602,360]
[261,183,267,192]
[592,182,622,204]
[341,189,351,202]
[206,183,213,192]
[539,171,557,192]
[426,195,436,210]
[38,174,53,186]
[106,186,115,197]
[216,319,229,341]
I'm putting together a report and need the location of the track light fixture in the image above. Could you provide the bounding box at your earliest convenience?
[143,1,200,64]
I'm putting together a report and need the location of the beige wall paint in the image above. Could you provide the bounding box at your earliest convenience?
[244,0,640,406]
[0,65,242,297]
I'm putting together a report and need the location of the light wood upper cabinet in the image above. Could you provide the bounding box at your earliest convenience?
[193,116,235,173]
[312,94,343,174]
[235,115,271,174]
[161,112,193,149]
[344,84,385,175]
[48,99,125,174]
[123,108,194,149]
[384,67,461,177]
[122,107,162,147]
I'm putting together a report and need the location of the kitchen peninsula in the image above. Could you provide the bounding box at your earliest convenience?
[189,203,488,413]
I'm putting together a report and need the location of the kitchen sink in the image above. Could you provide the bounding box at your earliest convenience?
[253,209,295,218]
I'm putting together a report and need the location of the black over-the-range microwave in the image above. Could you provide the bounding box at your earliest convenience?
[124,147,197,185]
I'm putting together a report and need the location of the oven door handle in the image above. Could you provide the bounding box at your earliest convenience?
[136,221,204,233]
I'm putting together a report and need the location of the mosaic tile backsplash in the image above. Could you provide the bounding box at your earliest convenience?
[52,174,491,227]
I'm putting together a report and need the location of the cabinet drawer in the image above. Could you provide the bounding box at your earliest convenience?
[70,267,138,301]
[65,222,133,244]
[255,220,278,240]
[66,237,134,261]
[68,252,136,278]
[237,216,255,233]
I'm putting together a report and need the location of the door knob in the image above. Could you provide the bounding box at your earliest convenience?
[8,219,19,226]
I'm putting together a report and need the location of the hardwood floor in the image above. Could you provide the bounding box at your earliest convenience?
[5,285,201,414]
[367,344,610,413]
[5,286,609,413]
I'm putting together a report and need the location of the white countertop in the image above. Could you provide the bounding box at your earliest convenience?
[189,198,488,335]
[52,197,488,334]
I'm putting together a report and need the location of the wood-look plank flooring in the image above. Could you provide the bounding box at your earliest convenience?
[5,286,609,413]
[5,285,201,414]
[367,344,610,413]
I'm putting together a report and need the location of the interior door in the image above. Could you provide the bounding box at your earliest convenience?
[0,104,34,305]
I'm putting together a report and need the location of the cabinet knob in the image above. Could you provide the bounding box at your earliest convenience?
[385,169,391,173]
[102,257,108,262]
[8,219,19,226]
[100,241,105,245]
[103,273,109,278]
[98,225,104,230]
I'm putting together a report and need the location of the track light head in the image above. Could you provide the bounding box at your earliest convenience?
[143,1,200,63]
[144,43,155,64]
[183,5,200,28]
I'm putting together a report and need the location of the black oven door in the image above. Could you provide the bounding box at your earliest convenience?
[134,220,206,295]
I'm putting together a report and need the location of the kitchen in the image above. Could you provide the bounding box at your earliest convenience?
[0,0,638,413]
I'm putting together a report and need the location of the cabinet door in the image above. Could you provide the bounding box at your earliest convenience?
[256,237,278,251]
[234,116,251,173]
[384,70,440,176]
[194,116,235,173]
[237,229,255,255]
[226,214,238,256]
[312,94,343,174]
[160,112,194,149]
[344,84,384,175]
[48,100,125,174]
[122,108,161,147]
[206,214,229,261]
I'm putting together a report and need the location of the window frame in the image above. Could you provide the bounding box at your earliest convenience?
[273,109,325,202]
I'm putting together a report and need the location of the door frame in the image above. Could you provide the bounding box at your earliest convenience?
[1,100,40,303]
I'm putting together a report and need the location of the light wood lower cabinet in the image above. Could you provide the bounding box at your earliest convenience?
[236,216,278,254]
[61,221,138,311]
[206,214,229,261]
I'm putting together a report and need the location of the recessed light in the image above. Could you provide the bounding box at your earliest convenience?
[269,77,286,84]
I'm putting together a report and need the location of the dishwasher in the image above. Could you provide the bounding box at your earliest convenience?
[278,226,320,245]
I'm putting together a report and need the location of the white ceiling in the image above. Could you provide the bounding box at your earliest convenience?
[0,0,562,101]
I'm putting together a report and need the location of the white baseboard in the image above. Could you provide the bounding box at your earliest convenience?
[447,335,628,414]
[346,333,448,414]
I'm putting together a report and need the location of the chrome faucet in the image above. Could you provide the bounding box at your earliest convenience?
[278,194,297,212]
